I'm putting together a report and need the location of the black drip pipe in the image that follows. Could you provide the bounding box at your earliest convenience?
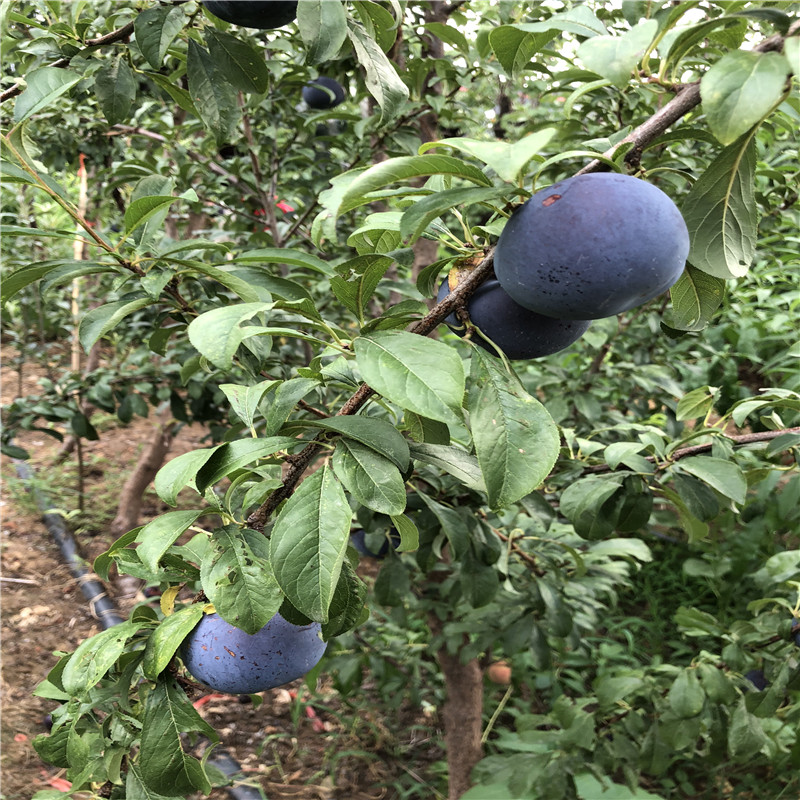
[13,459,264,800]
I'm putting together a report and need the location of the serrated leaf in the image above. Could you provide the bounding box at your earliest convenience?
[305,415,410,471]
[261,377,319,435]
[136,509,207,573]
[79,294,153,352]
[347,20,408,122]
[205,29,269,94]
[200,526,283,634]
[13,67,81,122]
[123,194,180,238]
[676,385,717,421]
[186,39,240,144]
[139,677,215,795]
[331,439,407,515]
[681,132,758,279]
[390,513,419,552]
[674,456,747,505]
[337,155,491,219]
[354,331,465,425]
[94,57,136,125]
[155,447,221,506]
[61,622,141,697]
[1,260,101,305]
[666,264,725,331]
[195,437,298,493]
[728,698,768,759]
[269,466,351,622]
[668,669,705,718]
[297,0,348,62]
[142,605,205,680]
[578,19,658,86]
[701,50,790,145]
[134,5,187,69]
[408,442,486,493]
[187,302,273,369]
[468,350,559,508]
[220,380,278,430]
[420,129,556,184]
[329,254,393,319]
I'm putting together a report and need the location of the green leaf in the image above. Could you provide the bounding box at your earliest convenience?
[61,622,141,697]
[468,350,559,508]
[322,560,368,638]
[13,67,81,122]
[186,39,240,144]
[1,260,104,305]
[134,5,187,69]
[408,442,486,493]
[390,513,419,552]
[142,605,205,680]
[488,25,546,77]
[94,57,136,125]
[424,21,469,53]
[560,476,624,539]
[331,439,407,515]
[220,379,278,430]
[404,411,450,444]
[676,386,718,421]
[79,294,153,352]
[728,698,768,759]
[269,466,352,622]
[399,186,510,244]
[595,675,645,710]
[127,762,187,800]
[233,247,333,275]
[665,264,725,331]
[420,129,556,184]
[516,5,607,38]
[329,254,393,319]
[354,331,466,425]
[373,553,410,606]
[139,677,215,795]
[297,0,348,62]
[674,456,747,505]
[261,377,319,435]
[155,447,221,506]
[337,155,492,218]
[205,29,269,94]
[195,437,298,493]
[347,20,408,122]
[681,131,758,279]
[187,302,273,369]
[701,50,790,145]
[304,415,410,471]
[123,194,180,238]
[40,262,119,296]
[668,669,705,718]
[578,19,658,86]
[136,509,207,573]
[200,526,283,634]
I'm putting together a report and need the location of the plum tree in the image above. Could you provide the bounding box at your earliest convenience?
[202,0,297,29]
[180,612,326,694]
[302,77,346,110]
[493,173,689,320]
[437,277,591,359]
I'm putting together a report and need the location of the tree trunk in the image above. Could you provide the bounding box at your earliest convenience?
[430,614,485,799]
[110,416,178,537]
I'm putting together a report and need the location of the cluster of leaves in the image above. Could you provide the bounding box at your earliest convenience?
[1,1,799,798]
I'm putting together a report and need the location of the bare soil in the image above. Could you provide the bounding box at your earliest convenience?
[1,348,442,799]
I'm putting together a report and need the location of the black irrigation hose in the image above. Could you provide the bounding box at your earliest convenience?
[13,459,264,800]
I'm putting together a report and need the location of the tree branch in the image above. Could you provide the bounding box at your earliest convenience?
[585,427,800,475]
[1,21,135,103]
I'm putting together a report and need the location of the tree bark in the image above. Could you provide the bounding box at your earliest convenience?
[110,415,178,537]
[429,614,485,799]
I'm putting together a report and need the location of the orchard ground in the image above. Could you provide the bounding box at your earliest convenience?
[0,347,442,800]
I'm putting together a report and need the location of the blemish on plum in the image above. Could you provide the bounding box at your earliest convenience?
[542,194,561,207]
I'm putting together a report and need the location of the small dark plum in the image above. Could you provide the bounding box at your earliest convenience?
[436,278,590,360]
[791,617,800,647]
[494,173,689,320]
[302,77,346,110]
[202,1,298,29]
[180,612,326,695]
[743,669,768,692]
[349,528,400,559]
